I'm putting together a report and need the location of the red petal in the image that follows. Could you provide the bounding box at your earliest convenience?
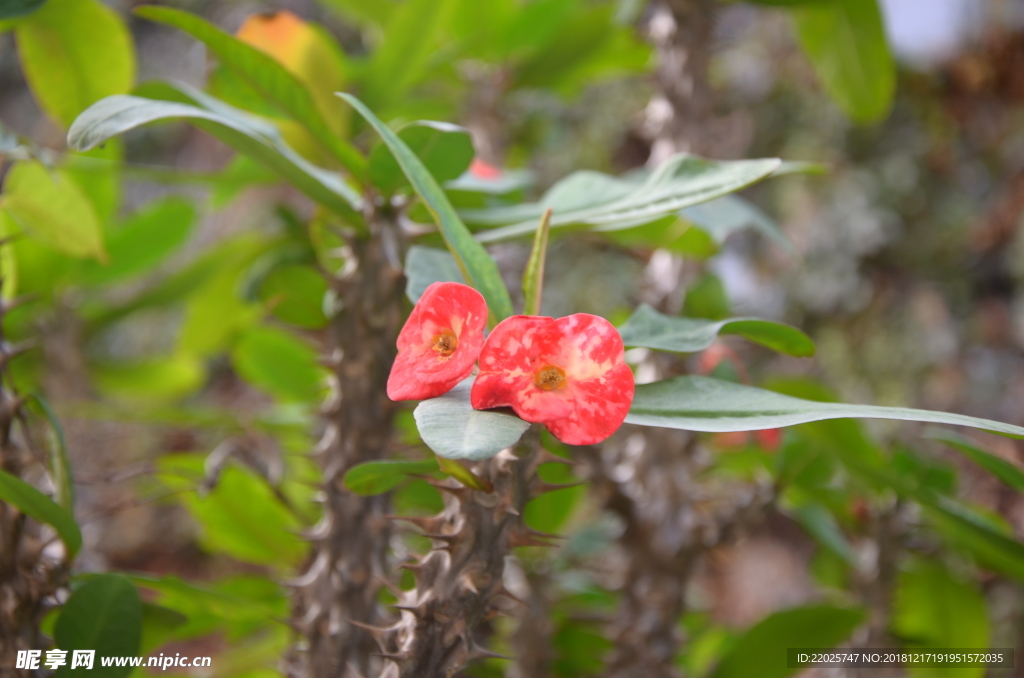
[469,158,502,179]
[387,282,487,401]
[471,313,634,445]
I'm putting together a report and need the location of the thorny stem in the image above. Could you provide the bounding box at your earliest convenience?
[370,430,558,678]
[0,285,67,676]
[588,429,773,678]
[287,212,406,678]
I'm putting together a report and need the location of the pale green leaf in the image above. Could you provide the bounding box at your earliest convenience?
[465,154,783,242]
[627,375,1024,438]
[619,305,815,357]
[68,88,361,217]
[16,0,135,127]
[404,246,465,303]
[414,378,530,460]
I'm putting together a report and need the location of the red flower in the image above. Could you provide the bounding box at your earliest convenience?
[470,314,634,445]
[387,282,488,401]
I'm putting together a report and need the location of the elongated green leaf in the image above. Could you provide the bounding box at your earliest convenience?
[134,5,364,177]
[1,161,105,261]
[711,604,864,678]
[68,88,361,216]
[368,121,475,195]
[467,154,783,242]
[414,378,530,460]
[627,376,1024,438]
[793,0,895,124]
[619,305,815,357]
[0,468,81,557]
[55,575,141,678]
[682,194,793,252]
[782,490,857,565]
[78,196,195,285]
[361,0,456,111]
[929,430,1024,493]
[404,246,465,303]
[340,92,514,322]
[344,459,440,495]
[16,0,135,127]
[925,497,1024,582]
[30,393,74,512]
[522,208,553,316]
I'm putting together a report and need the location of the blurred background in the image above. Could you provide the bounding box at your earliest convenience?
[4,0,1024,676]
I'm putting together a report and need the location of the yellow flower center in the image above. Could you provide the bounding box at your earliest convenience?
[432,331,458,358]
[534,365,567,391]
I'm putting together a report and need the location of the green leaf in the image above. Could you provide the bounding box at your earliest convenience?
[93,353,205,402]
[522,208,553,316]
[232,326,326,403]
[55,575,141,677]
[466,154,783,242]
[793,0,895,124]
[619,305,815,357]
[925,498,1024,582]
[129,572,286,640]
[159,456,307,567]
[0,0,45,20]
[68,88,361,217]
[16,0,135,127]
[684,273,731,320]
[343,459,440,495]
[77,196,195,285]
[892,559,988,678]
[134,5,364,178]
[414,378,530,460]
[682,194,794,252]
[260,265,329,329]
[710,604,864,678]
[627,376,1024,438]
[340,92,515,323]
[138,602,188,654]
[361,0,457,111]
[928,430,1024,493]
[1,161,106,261]
[368,121,475,196]
[29,393,74,512]
[781,489,857,565]
[404,245,466,303]
[0,468,81,557]
[315,0,394,27]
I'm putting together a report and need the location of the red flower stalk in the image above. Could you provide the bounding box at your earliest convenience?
[471,314,634,445]
[387,282,488,401]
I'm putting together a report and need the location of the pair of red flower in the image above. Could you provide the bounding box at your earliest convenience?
[387,282,635,446]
